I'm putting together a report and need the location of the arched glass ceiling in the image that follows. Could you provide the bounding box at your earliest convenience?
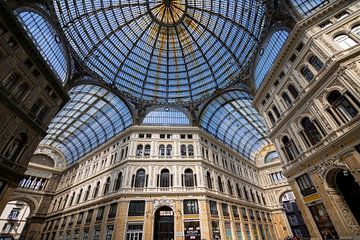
[290,0,329,17]
[254,30,289,89]
[200,90,270,161]
[143,107,190,126]
[40,84,133,165]
[54,0,266,103]
[16,10,68,83]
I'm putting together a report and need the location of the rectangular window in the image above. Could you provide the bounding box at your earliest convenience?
[126,224,143,240]
[235,223,243,240]
[212,221,221,240]
[184,221,201,240]
[296,174,317,196]
[221,203,229,217]
[77,212,84,225]
[225,222,232,239]
[128,201,145,216]
[252,224,259,240]
[183,199,199,214]
[209,201,218,215]
[8,208,20,219]
[106,225,114,240]
[232,205,239,218]
[248,209,255,220]
[245,224,252,240]
[93,226,101,240]
[241,207,248,219]
[96,206,104,221]
[83,229,89,240]
[86,209,93,223]
[108,203,117,218]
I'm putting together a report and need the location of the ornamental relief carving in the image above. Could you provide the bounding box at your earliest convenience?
[153,199,174,212]
[329,191,360,235]
[314,156,347,180]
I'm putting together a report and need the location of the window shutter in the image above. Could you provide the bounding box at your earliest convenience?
[131,175,135,187]
[181,174,184,187]
[157,174,160,187]
[145,175,149,187]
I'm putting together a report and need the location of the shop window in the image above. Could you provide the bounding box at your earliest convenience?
[126,224,143,240]
[106,225,114,240]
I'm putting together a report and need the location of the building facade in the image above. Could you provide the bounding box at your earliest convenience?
[254,1,360,239]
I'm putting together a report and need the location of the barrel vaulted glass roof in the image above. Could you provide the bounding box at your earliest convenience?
[54,0,266,103]
[200,90,270,161]
[254,30,289,89]
[16,10,68,83]
[143,107,190,125]
[290,0,329,16]
[40,84,133,165]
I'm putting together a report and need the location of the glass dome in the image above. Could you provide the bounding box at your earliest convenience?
[54,0,266,103]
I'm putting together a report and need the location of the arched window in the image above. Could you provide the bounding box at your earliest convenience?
[84,185,91,201]
[328,90,359,121]
[166,145,172,157]
[159,169,171,187]
[351,25,360,37]
[264,151,278,163]
[282,136,299,161]
[69,192,75,206]
[282,92,293,107]
[183,169,195,187]
[114,172,123,191]
[3,133,27,162]
[288,84,299,99]
[159,145,165,157]
[268,112,275,125]
[227,180,233,195]
[334,34,357,49]
[218,176,224,192]
[93,181,100,198]
[243,186,249,201]
[206,172,212,189]
[301,117,323,146]
[13,83,29,101]
[134,169,146,188]
[181,144,187,157]
[272,106,280,119]
[144,145,151,157]
[188,145,194,157]
[300,66,314,81]
[136,145,143,157]
[309,55,324,71]
[236,183,242,198]
[103,177,111,195]
[76,189,83,204]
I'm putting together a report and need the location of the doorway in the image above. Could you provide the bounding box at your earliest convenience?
[336,169,360,225]
[154,206,174,240]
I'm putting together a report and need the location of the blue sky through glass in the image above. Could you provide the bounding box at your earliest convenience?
[143,107,190,125]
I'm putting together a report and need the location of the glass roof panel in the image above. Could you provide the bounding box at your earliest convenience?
[254,30,289,89]
[54,0,266,103]
[290,0,329,16]
[143,107,190,126]
[16,10,68,83]
[200,90,270,161]
[40,84,133,165]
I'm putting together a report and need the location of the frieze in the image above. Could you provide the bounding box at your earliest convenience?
[153,199,174,212]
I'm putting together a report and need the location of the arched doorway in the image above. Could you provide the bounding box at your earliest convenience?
[154,206,174,240]
[280,192,310,239]
[335,169,360,225]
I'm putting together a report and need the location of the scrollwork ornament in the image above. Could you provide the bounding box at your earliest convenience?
[314,156,346,180]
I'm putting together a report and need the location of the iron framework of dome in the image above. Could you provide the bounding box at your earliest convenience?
[54,0,266,103]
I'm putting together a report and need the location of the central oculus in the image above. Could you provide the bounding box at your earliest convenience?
[147,0,187,26]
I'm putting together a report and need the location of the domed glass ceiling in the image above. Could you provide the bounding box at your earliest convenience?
[54,0,266,103]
